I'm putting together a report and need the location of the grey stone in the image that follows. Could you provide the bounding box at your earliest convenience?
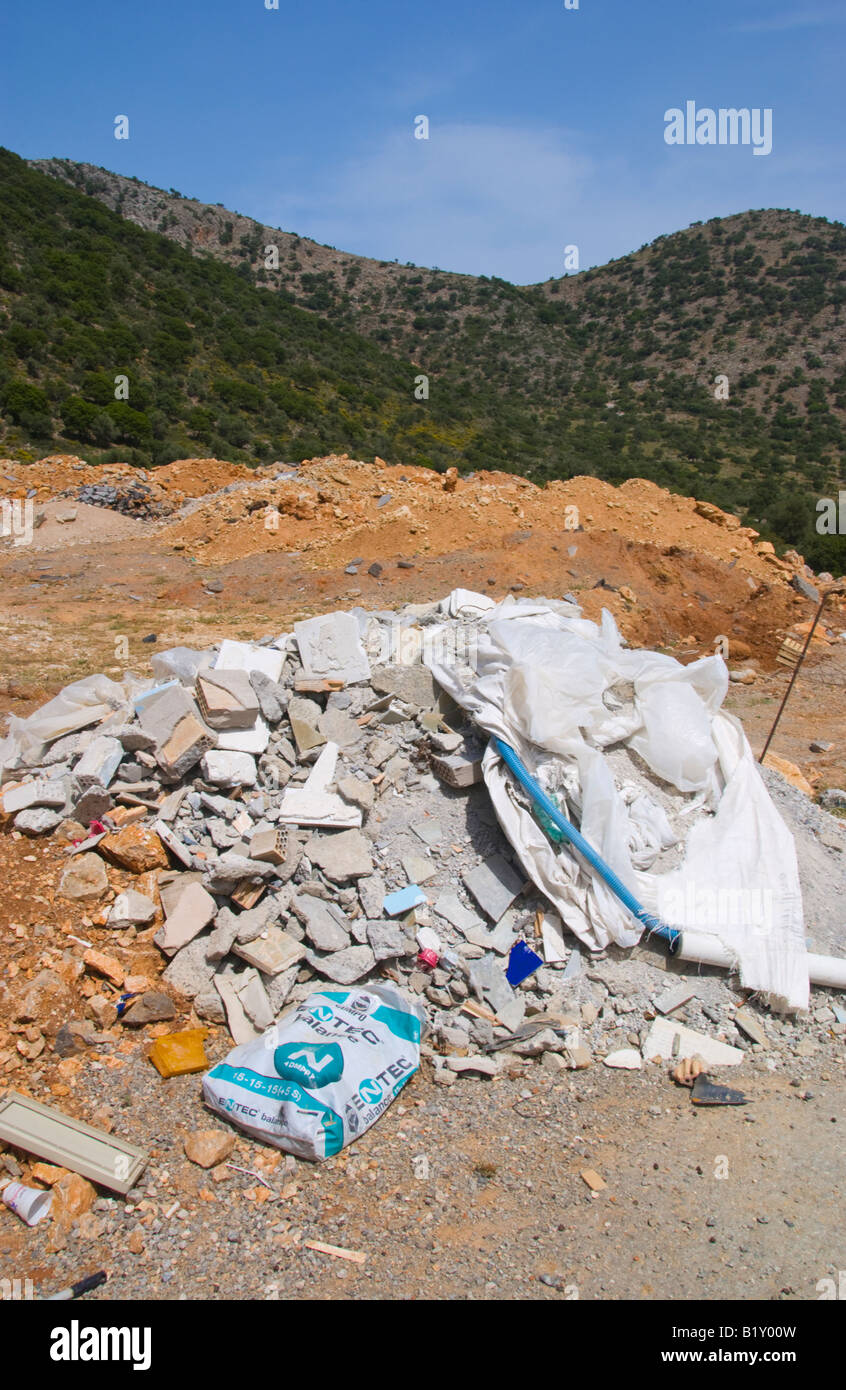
[73,784,113,822]
[317,707,364,749]
[293,894,352,952]
[15,807,62,835]
[194,986,227,1024]
[205,907,242,962]
[108,890,157,929]
[121,991,177,1027]
[790,573,821,603]
[371,664,438,711]
[463,854,523,922]
[304,829,373,882]
[162,932,217,998]
[249,670,287,724]
[58,852,109,900]
[357,874,386,919]
[203,853,276,894]
[366,919,411,961]
[305,944,376,984]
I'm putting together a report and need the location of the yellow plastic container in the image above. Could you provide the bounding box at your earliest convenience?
[148,1029,208,1078]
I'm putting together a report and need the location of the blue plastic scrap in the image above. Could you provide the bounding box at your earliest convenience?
[506,939,543,987]
[383,884,428,917]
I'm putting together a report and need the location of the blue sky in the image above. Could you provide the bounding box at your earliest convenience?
[4,0,845,283]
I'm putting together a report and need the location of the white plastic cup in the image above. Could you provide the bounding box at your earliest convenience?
[2,1181,53,1226]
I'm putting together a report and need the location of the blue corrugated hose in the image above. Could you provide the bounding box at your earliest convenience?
[493,737,680,948]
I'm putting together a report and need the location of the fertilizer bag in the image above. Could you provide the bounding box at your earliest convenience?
[203,983,424,1161]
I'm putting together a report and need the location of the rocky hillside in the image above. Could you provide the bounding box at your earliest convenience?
[1,150,844,567]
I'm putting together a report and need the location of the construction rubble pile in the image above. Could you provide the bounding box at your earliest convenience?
[75,479,168,520]
[0,590,844,1144]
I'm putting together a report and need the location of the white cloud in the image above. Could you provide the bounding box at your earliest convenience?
[252,121,844,284]
[732,6,844,33]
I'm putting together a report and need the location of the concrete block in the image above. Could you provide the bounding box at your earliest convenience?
[201,749,257,788]
[294,611,371,684]
[196,669,260,730]
[73,736,123,791]
[156,714,216,781]
[246,826,284,865]
[3,778,68,814]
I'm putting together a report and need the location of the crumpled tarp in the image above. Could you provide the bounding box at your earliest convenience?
[425,591,808,1012]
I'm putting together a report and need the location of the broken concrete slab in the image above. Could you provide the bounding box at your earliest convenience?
[14,807,63,836]
[413,819,443,848]
[214,971,263,1045]
[205,907,241,962]
[733,1007,769,1048]
[367,919,413,961]
[370,663,438,711]
[216,638,284,685]
[292,895,352,953]
[161,932,217,999]
[305,944,376,984]
[317,706,364,749]
[73,736,123,791]
[337,775,375,815]
[654,984,696,1016]
[433,892,484,936]
[357,874,386,919]
[402,852,438,884]
[233,927,307,976]
[304,829,373,882]
[201,750,257,788]
[445,1054,500,1077]
[641,1017,744,1066]
[462,854,523,922]
[286,695,326,758]
[236,969,274,1031]
[295,611,371,685]
[156,882,217,955]
[196,669,260,731]
[468,953,525,1033]
[203,852,276,895]
[3,778,69,814]
[107,890,157,929]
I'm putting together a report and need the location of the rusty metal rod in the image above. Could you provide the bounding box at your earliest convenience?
[759,591,831,764]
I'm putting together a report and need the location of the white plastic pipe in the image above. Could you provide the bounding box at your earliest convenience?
[675,930,846,991]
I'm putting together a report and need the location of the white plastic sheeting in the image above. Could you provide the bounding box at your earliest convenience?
[425,592,809,1012]
[0,674,128,771]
